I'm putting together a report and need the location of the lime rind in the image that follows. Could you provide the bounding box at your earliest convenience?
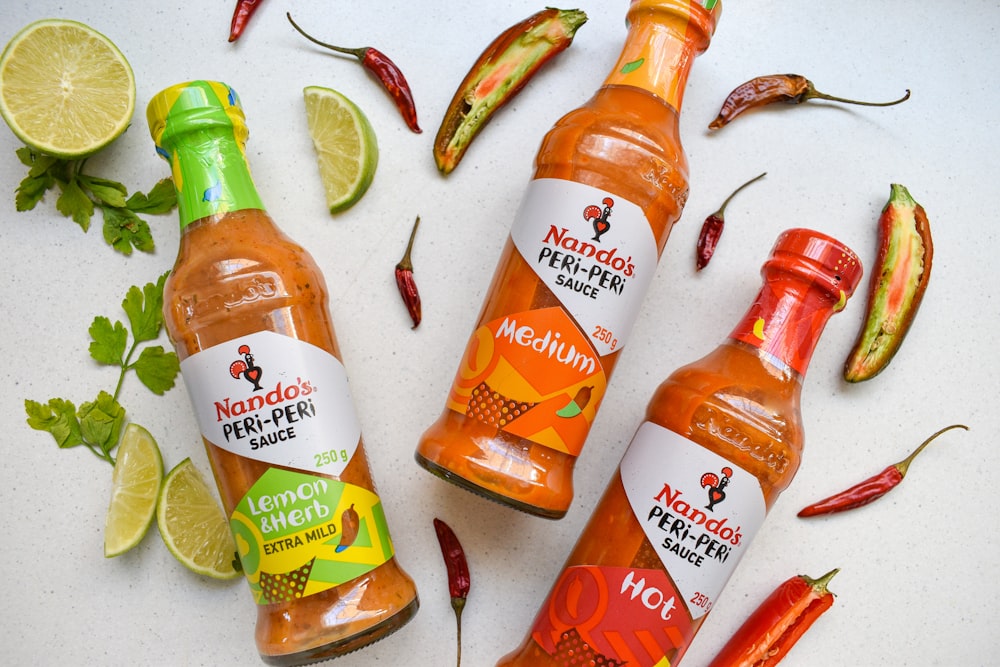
[0,18,136,158]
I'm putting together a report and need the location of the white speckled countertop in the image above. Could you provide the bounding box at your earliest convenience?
[2,1,997,666]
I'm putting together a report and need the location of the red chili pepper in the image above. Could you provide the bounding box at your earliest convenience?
[395,215,422,329]
[798,424,968,518]
[707,568,839,667]
[843,183,933,382]
[696,172,766,271]
[433,8,588,174]
[433,518,471,667]
[228,0,265,42]
[287,13,421,133]
[709,74,910,130]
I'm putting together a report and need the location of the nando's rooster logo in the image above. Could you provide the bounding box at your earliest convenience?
[229,344,264,391]
[701,466,733,511]
[583,196,615,242]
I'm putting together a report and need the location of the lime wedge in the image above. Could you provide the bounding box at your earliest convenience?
[303,85,378,213]
[0,18,135,158]
[104,423,163,558]
[157,458,239,580]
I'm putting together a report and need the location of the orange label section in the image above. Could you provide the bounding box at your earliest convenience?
[446,307,608,456]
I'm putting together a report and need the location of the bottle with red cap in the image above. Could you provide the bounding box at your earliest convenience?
[496,228,863,667]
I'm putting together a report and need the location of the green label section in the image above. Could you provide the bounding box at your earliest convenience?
[230,468,394,604]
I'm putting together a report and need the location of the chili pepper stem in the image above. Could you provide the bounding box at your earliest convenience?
[453,598,464,667]
[805,85,911,107]
[894,423,968,477]
[714,171,767,216]
[397,215,420,271]
[804,567,840,593]
[286,13,366,60]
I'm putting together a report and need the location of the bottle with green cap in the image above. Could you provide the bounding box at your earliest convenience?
[148,80,418,665]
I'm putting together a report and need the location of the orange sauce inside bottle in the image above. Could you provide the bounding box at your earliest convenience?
[497,228,863,666]
[164,209,418,664]
[416,86,688,519]
[416,0,719,519]
[497,339,805,666]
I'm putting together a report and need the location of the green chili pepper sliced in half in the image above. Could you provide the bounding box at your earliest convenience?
[844,183,933,382]
[433,7,587,175]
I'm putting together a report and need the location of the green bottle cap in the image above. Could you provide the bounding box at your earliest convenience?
[147,80,248,158]
[147,81,262,227]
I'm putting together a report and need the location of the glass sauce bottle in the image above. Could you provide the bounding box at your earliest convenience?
[496,228,863,666]
[147,81,418,666]
[416,0,723,519]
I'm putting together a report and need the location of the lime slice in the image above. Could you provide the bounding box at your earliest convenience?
[104,423,163,558]
[0,18,135,158]
[303,85,378,213]
[157,458,240,580]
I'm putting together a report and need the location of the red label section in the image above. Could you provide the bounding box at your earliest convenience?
[530,565,694,666]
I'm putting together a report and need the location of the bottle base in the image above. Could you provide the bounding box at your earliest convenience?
[415,452,567,520]
[258,596,419,666]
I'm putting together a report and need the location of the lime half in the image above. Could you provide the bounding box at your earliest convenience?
[104,423,163,557]
[157,458,239,580]
[303,85,378,214]
[0,18,135,158]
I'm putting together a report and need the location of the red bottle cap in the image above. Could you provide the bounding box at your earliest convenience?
[729,228,864,375]
[766,228,864,304]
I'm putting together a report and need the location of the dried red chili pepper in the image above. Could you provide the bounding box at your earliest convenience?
[433,8,588,174]
[287,13,421,133]
[228,0,265,42]
[395,215,422,329]
[433,518,471,667]
[707,568,839,667]
[798,423,968,518]
[709,74,910,130]
[696,172,766,271]
[844,183,933,381]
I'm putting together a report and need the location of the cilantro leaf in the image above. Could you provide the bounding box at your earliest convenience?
[78,391,125,458]
[102,205,154,255]
[24,273,178,466]
[25,397,84,449]
[126,179,177,214]
[9,147,175,254]
[80,174,128,208]
[15,171,53,211]
[123,273,168,343]
[55,176,94,231]
[133,345,180,395]
[89,316,129,366]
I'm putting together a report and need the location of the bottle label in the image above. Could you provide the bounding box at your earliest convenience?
[179,330,394,602]
[621,422,766,618]
[444,179,656,456]
[445,307,608,456]
[529,565,693,666]
[230,468,394,604]
[180,330,361,473]
[511,179,657,359]
[525,423,766,666]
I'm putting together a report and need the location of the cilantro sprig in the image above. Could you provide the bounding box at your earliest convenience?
[14,147,176,255]
[25,272,180,465]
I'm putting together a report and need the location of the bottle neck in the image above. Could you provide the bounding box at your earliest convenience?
[164,128,264,229]
[603,0,719,111]
[727,275,844,378]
